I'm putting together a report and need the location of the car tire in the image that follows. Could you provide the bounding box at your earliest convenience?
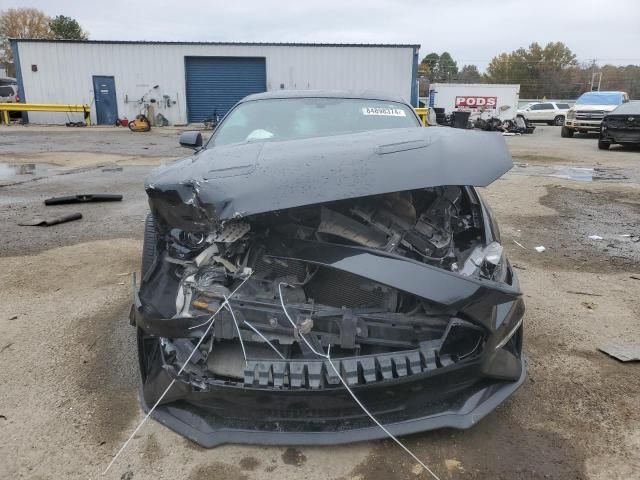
[141,214,158,279]
[598,138,611,150]
[554,115,565,126]
[561,126,574,138]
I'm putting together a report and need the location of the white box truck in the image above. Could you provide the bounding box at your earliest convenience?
[428,83,521,122]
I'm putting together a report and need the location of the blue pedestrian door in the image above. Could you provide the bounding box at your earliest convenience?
[185,57,266,123]
[93,76,118,125]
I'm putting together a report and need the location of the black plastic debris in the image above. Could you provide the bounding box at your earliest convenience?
[18,212,82,226]
[44,194,122,205]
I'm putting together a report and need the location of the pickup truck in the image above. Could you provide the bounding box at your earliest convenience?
[517,101,571,126]
[562,91,629,137]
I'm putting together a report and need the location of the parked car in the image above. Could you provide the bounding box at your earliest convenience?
[133,90,525,447]
[562,91,629,137]
[0,82,18,103]
[598,101,640,149]
[517,101,571,125]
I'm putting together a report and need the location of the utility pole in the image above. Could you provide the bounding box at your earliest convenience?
[589,59,601,91]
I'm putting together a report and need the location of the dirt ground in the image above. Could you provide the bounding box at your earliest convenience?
[0,125,638,480]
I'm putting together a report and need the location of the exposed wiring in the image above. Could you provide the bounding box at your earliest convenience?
[188,276,253,330]
[224,295,247,365]
[102,272,252,475]
[325,346,441,480]
[278,282,326,357]
[243,320,285,360]
[275,283,441,479]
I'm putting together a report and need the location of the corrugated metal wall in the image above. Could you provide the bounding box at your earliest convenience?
[14,41,416,125]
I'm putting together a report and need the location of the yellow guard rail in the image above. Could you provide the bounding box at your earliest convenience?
[414,107,430,126]
[0,103,91,125]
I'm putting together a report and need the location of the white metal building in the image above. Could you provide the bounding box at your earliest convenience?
[11,40,420,125]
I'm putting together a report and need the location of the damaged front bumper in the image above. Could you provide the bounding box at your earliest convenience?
[132,244,525,447]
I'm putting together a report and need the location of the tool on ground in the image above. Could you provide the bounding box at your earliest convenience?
[44,194,123,205]
[18,212,82,226]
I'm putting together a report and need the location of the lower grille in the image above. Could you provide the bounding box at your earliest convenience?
[243,343,442,388]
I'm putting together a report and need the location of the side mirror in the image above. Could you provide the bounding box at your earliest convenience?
[179,131,203,149]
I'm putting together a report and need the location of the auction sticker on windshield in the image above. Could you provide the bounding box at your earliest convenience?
[362,106,407,116]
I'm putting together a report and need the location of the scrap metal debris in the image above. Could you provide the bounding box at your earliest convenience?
[566,290,603,297]
[18,212,82,226]
[513,239,526,249]
[598,342,640,362]
[44,194,122,205]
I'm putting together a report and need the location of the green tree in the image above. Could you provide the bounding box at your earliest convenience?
[438,52,458,81]
[458,64,481,83]
[486,42,577,97]
[420,52,440,82]
[0,8,51,71]
[49,15,88,40]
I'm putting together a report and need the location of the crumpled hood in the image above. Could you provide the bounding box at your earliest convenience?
[146,127,513,231]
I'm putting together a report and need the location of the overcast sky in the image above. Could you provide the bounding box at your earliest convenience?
[12,0,640,70]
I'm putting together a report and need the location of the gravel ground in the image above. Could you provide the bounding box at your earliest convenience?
[0,125,638,480]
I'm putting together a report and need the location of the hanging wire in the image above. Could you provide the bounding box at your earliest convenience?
[275,282,441,479]
[224,295,247,365]
[102,272,252,475]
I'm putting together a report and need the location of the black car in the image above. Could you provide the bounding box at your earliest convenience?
[599,101,640,149]
[133,91,525,447]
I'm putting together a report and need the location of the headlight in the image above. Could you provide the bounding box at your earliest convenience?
[567,110,576,119]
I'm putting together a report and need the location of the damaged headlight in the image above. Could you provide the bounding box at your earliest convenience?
[460,241,505,280]
[567,109,576,119]
[168,229,209,260]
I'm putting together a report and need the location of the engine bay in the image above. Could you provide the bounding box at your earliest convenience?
[142,186,509,384]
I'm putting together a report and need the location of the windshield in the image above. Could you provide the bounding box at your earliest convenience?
[210,97,420,146]
[576,92,624,106]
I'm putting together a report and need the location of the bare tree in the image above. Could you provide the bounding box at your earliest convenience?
[0,8,52,73]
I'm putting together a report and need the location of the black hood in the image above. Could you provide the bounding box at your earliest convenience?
[146,127,513,231]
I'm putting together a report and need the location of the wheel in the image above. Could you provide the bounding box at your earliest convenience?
[554,115,565,126]
[561,126,574,138]
[141,214,158,278]
[598,138,610,150]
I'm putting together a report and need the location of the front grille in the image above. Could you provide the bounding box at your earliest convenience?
[608,118,639,129]
[576,110,605,121]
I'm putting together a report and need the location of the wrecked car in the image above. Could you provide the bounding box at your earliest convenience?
[132,91,525,447]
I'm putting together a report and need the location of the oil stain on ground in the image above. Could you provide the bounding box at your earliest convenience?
[281,447,308,466]
[239,456,261,471]
[345,416,587,480]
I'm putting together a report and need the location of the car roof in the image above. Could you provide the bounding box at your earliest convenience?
[239,89,409,104]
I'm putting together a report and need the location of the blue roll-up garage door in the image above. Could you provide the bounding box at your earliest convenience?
[185,57,266,123]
